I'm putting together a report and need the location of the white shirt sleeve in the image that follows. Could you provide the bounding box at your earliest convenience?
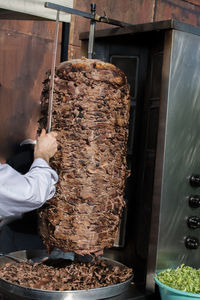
[0,158,58,219]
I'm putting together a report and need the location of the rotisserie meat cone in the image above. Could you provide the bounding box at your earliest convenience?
[38,58,130,254]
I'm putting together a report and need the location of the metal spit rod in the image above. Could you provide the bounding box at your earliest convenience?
[46,10,60,133]
[88,3,96,59]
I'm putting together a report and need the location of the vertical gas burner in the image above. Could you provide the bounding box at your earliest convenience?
[80,19,200,297]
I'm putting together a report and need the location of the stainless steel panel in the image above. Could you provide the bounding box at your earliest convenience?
[157,30,200,270]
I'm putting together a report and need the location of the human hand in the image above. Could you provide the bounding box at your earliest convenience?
[34,129,58,163]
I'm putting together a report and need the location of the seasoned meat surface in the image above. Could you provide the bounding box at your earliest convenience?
[0,259,133,291]
[39,58,130,254]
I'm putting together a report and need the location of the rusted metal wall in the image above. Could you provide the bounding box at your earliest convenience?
[69,0,200,59]
[0,19,62,158]
[155,0,200,25]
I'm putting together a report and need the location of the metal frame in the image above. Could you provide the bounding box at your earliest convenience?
[45,2,133,58]
[79,19,200,40]
[45,2,132,27]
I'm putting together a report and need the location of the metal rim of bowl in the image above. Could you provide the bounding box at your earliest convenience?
[0,250,133,300]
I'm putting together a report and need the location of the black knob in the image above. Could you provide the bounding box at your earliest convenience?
[187,216,200,229]
[189,195,200,208]
[185,236,199,249]
[190,175,200,187]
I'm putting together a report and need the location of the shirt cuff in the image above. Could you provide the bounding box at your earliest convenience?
[30,158,58,184]
[30,158,50,169]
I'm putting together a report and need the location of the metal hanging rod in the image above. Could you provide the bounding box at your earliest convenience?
[45,2,132,27]
[45,2,132,59]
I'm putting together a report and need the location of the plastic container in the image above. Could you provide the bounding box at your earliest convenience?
[154,277,200,300]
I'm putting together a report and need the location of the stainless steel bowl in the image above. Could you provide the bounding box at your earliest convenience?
[0,250,133,300]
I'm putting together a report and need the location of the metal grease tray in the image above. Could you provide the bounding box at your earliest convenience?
[0,249,133,300]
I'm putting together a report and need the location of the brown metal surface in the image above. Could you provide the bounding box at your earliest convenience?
[0,20,61,158]
[155,0,200,26]
[0,19,62,46]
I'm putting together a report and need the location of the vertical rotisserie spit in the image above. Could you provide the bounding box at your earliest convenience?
[39,58,130,255]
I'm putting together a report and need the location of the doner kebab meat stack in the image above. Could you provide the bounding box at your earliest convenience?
[38,58,130,255]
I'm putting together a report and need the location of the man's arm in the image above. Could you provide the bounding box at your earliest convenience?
[0,130,58,219]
